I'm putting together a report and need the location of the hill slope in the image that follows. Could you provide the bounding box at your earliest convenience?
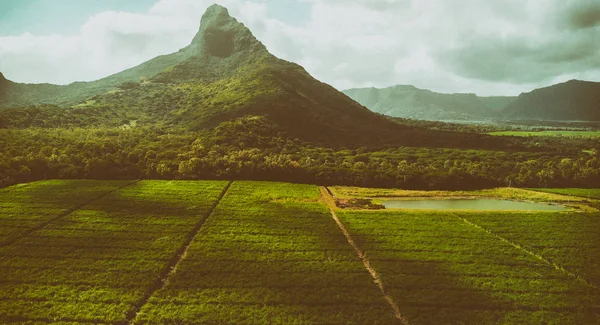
[0,4,515,149]
[343,85,515,121]
[0,4,271,108]
[503,80,600,121]
[0,46,195,109]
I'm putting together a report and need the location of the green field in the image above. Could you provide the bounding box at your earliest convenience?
[529,188,600,200]
[338,210,600,324]
[133,181,396,324]
[489,130,600,138]
[1,180,599,324]
[0,180,230,324]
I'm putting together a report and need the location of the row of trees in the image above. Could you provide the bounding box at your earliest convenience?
[1,125,599,190]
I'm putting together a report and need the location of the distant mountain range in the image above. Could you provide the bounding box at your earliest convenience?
[344,80,600,122]
[503,80,600,121]
[343,85,516,121]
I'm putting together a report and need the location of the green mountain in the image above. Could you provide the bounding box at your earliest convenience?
[0,4,514,148]
[343,85,516,121]
[502,80,600,121]
[0,6,252,108]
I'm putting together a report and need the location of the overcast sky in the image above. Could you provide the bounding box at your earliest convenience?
[0,0,598,96]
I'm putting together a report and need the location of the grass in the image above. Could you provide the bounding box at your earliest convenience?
[488,130,600,138]
[133,181,396,324]
[464,212,600,287]
[529,188,600,200]
[0,180,132,246]
[1,180,599,324]
[337,210,600,324]
[0,180,229,324]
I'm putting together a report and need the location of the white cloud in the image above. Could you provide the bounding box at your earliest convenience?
[0,0,598,95]
[0,8,196,84]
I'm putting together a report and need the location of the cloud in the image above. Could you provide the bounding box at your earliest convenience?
[440,32,600,84]
[563,0,600,29]
[0,0,598,96]
[439,0,600,86]
[0,8,197,84]
[0,0,274,84]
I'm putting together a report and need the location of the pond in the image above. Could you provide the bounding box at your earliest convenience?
[382,199,568,211]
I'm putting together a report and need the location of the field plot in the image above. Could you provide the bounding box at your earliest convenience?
[529,188,600,200]
[0,180,132,246]
[0,180,229,324]
[134,181,396,324]
[337,210,600,324]
[464,212,600,288]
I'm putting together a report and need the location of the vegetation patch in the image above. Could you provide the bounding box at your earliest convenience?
[335,198,385,210]
[528,188,600,200]
[1,180,599,324]
[132,181,397,324]
[0,180,229,324]
[338,210,600,324]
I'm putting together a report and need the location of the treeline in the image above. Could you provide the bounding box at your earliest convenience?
[1,122,599,190]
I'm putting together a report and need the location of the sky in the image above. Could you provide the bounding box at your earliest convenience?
[0,0,599,96]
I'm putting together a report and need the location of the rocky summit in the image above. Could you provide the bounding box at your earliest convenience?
[188,4,266,57]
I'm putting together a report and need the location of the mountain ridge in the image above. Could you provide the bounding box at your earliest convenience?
[345,79,600,122]
[343,85,516,121]
[503,79,600,121]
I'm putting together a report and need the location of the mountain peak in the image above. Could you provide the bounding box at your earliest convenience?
[188,3,266,57]
[204,4,230,19]
[0,72,6,82]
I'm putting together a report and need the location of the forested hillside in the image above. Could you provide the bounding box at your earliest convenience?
[1,5,599,190]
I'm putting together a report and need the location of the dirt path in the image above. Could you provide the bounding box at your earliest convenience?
[125,180,233,325]
[2,180,140,247]
[457,214,599,291]
[319,186,409,325]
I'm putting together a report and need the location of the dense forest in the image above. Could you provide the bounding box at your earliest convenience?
[1,115,598,190]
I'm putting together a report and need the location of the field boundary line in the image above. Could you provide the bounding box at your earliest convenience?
[456,214,599,291]
[319,186,409,325]
[125,180,233,325]
[1,180,140,247]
